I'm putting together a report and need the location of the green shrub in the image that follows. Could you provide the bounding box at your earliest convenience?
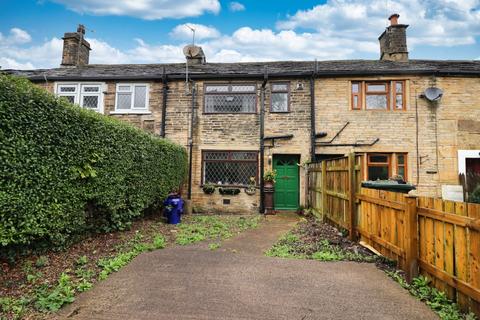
[0,74,188,249]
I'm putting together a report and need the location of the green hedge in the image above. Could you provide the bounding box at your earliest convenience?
[0,75,188,248]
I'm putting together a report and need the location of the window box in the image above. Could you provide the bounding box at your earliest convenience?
[114,83,150,113]
[204,83,257,114]
[219,188,241,196]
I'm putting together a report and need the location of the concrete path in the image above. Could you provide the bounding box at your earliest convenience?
[56,215,437,320]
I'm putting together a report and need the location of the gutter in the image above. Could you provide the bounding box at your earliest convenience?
[315,138,380,147]
[21,70,480,82]
[259,68,268,214]
[187,82,196,200]
[160,67,168,138]
[310,61,317,162]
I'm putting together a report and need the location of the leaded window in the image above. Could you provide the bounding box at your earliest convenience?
[271,82,289,112]
[115,84,149,112]
[204,84,256,113]
[55,83,104,113]
[203,151,258,186]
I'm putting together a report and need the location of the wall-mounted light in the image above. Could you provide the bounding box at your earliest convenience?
[296,81,304,90]
[268,155,272,166]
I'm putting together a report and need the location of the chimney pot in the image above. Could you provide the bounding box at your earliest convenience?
[389,13,400,26]
[379,13,409,62]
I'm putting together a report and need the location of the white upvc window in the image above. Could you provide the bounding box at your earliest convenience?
[113,83,150,114]
[55,82,105,113]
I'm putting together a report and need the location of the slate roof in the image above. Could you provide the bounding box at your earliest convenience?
[4,59,480,81]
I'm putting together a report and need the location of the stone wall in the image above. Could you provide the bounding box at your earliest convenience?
[314,76,480,197]
[36,74,480,210]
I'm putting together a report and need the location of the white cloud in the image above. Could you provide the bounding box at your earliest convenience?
[50,0,221,20]
[0,28,32,45]
[229,2,245,12]
[0,57,35,70]
[277,0,480,48]
[2,1,479,69]
[170,23,221,41]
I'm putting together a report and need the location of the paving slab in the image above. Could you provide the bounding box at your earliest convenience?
[55,215,438,320]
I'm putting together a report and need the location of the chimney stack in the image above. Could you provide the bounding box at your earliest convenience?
[183,45,206,65]
[61,24,91,67]
[379,14,409,62]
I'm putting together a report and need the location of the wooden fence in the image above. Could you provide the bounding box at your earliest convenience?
[307,153,362,239]
[307,154,480,315]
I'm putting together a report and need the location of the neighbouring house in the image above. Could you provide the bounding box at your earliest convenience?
[4,15,480,214]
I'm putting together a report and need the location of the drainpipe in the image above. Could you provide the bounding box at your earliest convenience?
[160,67,168,138]
[259,68,268,214]
[187,82,196,200]
[310,64,317,162]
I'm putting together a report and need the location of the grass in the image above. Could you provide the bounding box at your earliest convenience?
[176,215,261,246]
[387,271,477,320]
[1,214,262,319]
[266,231,376,262]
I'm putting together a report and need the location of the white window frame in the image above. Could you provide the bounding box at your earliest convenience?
[55,82,105,114]
[112,83,151,114]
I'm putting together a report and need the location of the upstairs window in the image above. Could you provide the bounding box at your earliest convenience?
[202,151,258,186]
[351,80,405,111]
[270,82,290,112]
[56,83,104,113]
[204,84,256,113]
[114,84,149,113]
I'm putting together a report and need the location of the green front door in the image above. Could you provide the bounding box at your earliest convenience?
[273,155,299,210]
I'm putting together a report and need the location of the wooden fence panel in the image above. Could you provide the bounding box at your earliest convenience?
[417,199,480,314]
[356,188,408,270]
[307,154,362,237]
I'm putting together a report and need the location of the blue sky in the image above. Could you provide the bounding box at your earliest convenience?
[0,0,479,69]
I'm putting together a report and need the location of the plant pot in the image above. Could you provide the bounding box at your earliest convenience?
[219,188,241,196]
[245,187,256,195]
[202,186,215,194]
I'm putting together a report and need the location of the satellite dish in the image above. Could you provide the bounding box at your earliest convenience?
[424,87,443,102]
[183,45,201,58]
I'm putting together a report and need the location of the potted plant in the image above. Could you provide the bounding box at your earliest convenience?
[245,176,257,195]
[202,183,216,194]
[219,187,241,196]
[263,169,277,188]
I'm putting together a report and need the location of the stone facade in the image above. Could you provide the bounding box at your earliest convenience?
[315,75,480,197]
[36,73,480,211]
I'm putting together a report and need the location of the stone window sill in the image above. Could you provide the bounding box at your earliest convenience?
[110,110,152,115]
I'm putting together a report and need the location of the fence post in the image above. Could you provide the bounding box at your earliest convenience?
[348,153,356,240]
[321,160,327,219]
[404,195,419,283]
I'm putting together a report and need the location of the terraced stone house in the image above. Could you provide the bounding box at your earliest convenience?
[6,15,480,214]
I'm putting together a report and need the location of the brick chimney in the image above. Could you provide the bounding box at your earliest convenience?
[379,14,409,62]
[61,24,91,67]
